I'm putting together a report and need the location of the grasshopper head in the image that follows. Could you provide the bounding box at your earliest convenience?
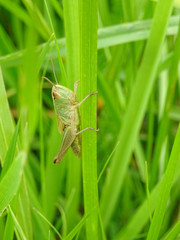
[42,76,73,100]
[52,85,62,99]
[52,84,72,99]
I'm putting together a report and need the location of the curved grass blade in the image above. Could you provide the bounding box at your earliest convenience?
[147,123,180,240]
[0,152,26,215]
[0,67,14,164]
[0,118,21,180]
[9,205,27,240]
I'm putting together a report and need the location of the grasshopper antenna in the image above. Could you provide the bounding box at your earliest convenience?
[42,76,56,86]
[50,56,58,85]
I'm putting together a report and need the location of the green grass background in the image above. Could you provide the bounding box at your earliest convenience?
[0,0,180,239]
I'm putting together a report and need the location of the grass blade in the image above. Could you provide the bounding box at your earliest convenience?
[163,221,180,240]
[22,0,51,39]
[63,0,81,231]
[64,215,88,240]
[147,123,180,239]
[97,141,120,183]
[0,0,30,26]
[33,207,62,239]
[1,16,180,69]
[9,206,27,240]
[114,153,180,240]
[0,118,20,180]
[0,66,14,163]
[0,152,26,214]
[44,0,67,84]
[150,22,180,187]
[79,0,99,239]
[3,209,14,240]
[64,206,97,240]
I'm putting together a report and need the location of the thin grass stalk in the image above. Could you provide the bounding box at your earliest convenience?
[44,0,67,84]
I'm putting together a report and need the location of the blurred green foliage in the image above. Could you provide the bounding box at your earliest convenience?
[0,0,180,240]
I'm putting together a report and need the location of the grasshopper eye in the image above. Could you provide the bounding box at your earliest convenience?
[53,91,61,99]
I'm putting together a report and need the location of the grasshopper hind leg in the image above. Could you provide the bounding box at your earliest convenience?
[71,134,81,158]
[54,127,75,164]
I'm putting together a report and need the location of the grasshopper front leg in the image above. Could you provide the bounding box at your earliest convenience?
[74,91,98,108]
[72,83,99,135]
[72,89,99,133]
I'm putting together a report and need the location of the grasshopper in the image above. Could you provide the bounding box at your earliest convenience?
[42,59,99,164]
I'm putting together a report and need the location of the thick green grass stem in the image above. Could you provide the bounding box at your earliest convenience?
[63,0,81,231]
[79,0,99,239]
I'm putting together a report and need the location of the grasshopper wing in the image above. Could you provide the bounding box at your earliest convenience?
[53,126,75,163]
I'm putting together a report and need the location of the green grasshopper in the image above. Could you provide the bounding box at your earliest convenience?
[43,60,99,164]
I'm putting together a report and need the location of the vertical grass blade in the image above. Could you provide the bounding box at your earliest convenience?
[39,34,54,210]
[44,118,66,221]
[44,0,67,84]
[150,23,180,187]
[79,0,99,239]
[0,66,14,164]
[3,209,14,240]
[63,0,80,86]
[19,28,39,146]
[100,0,174,227]
[63,0,81,231]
